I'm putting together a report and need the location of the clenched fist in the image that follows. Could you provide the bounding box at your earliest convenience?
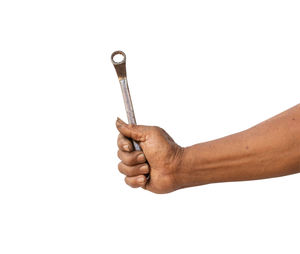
[116,118,184,194]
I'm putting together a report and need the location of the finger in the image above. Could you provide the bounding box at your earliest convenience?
[118,162,149,177]
[117,150,146,166]
[125,175,147,188]
[116,117,146,142]
[117,133,133,152]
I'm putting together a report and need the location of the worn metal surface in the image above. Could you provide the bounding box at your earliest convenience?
[111,51,141,151]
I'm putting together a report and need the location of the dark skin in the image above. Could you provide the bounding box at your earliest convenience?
[116,104,300,194]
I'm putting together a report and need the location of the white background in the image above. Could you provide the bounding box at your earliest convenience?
[0,0,300,253]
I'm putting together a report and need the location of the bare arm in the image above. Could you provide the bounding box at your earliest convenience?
[116,104,300,193]
[177,104,300,188]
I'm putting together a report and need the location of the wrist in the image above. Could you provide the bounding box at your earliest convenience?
[175,144,213,189]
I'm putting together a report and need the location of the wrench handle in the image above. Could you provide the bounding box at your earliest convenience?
[119,78,141,151]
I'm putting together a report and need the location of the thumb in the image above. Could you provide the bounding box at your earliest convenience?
[116,117,147,142]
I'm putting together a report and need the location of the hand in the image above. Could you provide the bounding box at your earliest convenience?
[116,118,184,194]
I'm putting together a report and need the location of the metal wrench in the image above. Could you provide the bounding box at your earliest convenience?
[111,51,141,151]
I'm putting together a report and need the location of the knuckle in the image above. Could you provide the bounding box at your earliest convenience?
[117,150,121,160]
[117,135,122,144]
[124,177,130,186]
[117,133,122,140]
[124,177,134,188]
[117,141,122,149]
[117,140,124,150]
[119,163,135,176]
[118,150,127,161]
[118,162,124,173]
[118,150,131,164]
[123,166,132,176]
[117,136,127,148]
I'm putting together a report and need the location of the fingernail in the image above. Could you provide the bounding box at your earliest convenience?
[137,176,145,183]
[137,153,145,163]
[140,165,148,173]
[123,145,130,151]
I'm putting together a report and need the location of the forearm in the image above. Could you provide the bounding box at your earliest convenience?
[177,104,300,188]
